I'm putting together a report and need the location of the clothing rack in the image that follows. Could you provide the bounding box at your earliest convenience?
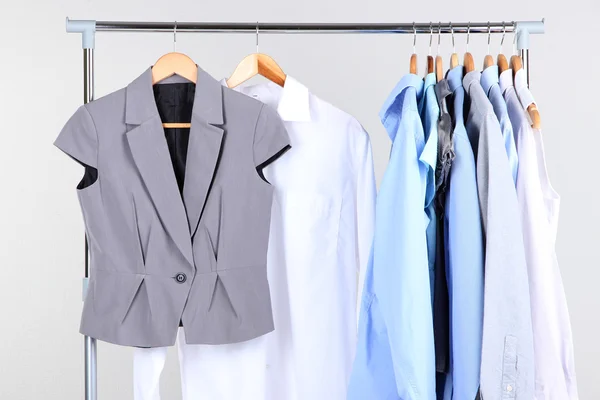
[65,17,545,400]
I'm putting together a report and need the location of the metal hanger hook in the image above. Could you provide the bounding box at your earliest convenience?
[512,21,517,55]
[487,21,491,54]
[501,21,506,52]
[429,22,433,56]
[256,21,259,53]
[437,22,441,55]
[450,23,455,53]
[466,21,471,52]
[413,22,416,53]
[173,21,177,52]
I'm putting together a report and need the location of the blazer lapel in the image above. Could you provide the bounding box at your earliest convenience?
[124,66,226,264]
[182,68,226,238]
[125,68,194,267]
[183,115,224,237]
[126,117,194,267]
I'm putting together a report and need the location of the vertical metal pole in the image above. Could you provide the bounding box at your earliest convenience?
[83,47,97,400]
[520,49,530,86]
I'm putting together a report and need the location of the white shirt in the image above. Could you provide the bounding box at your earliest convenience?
[230,76,376,400]
[507,69,579,399]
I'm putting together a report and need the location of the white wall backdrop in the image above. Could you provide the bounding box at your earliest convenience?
[0,0,598,398]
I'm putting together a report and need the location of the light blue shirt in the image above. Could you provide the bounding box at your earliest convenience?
[444,66,485,400]
[419,73,439,299]
[481,65,519,184]
[348,74,436,400]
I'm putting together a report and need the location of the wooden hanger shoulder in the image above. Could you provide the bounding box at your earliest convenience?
[483,54,494,69]
[464,52,475,73]
[410,53,418,74]
[450,53,459,69]
[426,55,434,75]
[152,52,197,84]
[497,54,509,73]
[226,53,286,88]
[510,55,523,72]
[435,55,444,82]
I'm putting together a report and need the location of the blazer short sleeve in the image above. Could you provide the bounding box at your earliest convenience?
[253,104,291,169]
[54,105,98,168]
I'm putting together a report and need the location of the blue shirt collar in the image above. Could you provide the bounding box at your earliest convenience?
[447,66,464,93]
[380,74,424,140]
[419,73,436,113]
[481,65,499,96]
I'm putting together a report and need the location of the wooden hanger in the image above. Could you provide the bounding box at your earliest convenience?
[410,54,418,74]
[463,23,475,73]
[426,24,434,75]
[409,23,418,74]
[449,24,459,69]
[464,53,475,73]
[511,55,542,129]
[497,23,509,73]
[436,56,444,82]
[435,24,443,82]
[226,53,286,88]
[498,54,509,73]
[483,23,494,69]
[226,24,286,88]
[152,23,198,129]
[483,55,494,69]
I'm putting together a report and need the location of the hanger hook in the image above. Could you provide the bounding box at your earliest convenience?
[487,21,491,54]
[429,22,433,56]
[500,21,507,51]
[413,22,416,53]
[437,22,441,55]
[451,23,455,53]
[466,21,471,52]
[512,20,517,55]
[173,21,177,52]
[256,21,259,53]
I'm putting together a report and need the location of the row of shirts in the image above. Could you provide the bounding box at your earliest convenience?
[349,65,578,400]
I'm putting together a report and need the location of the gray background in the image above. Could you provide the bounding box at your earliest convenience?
[0,0,598,398]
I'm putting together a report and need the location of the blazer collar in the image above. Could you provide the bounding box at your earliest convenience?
[126,66,224,126]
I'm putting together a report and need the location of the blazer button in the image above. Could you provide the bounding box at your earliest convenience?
[175,273,187,284]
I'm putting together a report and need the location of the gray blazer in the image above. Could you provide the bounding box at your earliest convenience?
[464,71,534,399]
[55,67,291,347]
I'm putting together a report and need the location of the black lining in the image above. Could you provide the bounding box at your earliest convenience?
[76,160,98,190]
[153,83,196,195]
[256,145,291,184]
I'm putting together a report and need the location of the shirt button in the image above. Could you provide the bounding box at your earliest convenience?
[506,384,513,392]
[175,273,187,284]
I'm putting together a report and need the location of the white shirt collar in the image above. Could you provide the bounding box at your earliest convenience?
[499,68,514,94]
[514,68,536,109]
[220,75,312,122]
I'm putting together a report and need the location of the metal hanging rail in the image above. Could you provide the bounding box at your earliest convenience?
[65,18,545,400]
